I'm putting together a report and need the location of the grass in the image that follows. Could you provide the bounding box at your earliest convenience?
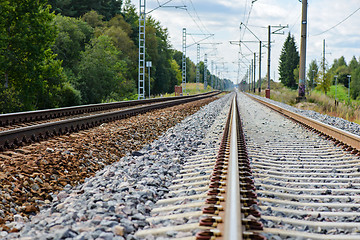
[182,83,213,95]
[153,83,213,98]
[252,82,360,124]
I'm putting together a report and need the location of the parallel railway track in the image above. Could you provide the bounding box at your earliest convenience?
[4,91,360,239]
[0,92,219,151]
[134,92,360,239]
[241,93,360,239]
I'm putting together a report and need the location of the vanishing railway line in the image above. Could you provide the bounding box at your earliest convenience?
[134,92,360,240]
[4,91,360,239]
[0,92,219,151]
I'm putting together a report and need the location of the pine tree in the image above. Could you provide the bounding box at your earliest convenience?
[278,33,299,89]
[307,60,319,91]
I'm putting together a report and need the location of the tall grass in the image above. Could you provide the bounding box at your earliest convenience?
[251,82,360,124]
[308,91,360,123]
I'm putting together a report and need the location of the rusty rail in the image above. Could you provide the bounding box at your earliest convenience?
[224,96,243,239]
[0,91,218,127]
[0,92,220,151]
[196,94,264,240]
[247,94,360,153]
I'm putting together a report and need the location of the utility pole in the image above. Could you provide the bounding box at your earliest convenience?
[211,60,214,89]
[204,54,208,89]
[196,44,200,91]
[138,0,146,99]
[182,28,186,95]
[347,75,351,104]
[215,65,218,89]
[249,64,251,91]
[323,39,326,79]
[267,26,271,92]
[138,2,185,99]
[253,53,256,93]
[258,41,262,93]
[266,24,288,98]
[298,0,308,100]
[185,33,216,92]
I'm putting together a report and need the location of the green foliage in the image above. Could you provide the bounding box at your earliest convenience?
[316,68,331,95]
[59,81,82,106]
[48,0,122,21]
[350,67,360,100]
[0,0,64,111]
[0,86,23,114]
[75,35,129,103]
[278,33,299,89]
[170,59,182,85]
[0,0,216,113]
[307,60,319,91]
[52,15,93,69]
[327,84,349,102]
[122,0,139,42]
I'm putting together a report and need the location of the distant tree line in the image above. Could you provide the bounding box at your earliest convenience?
[0,0,227,113]
[278,33,360,100]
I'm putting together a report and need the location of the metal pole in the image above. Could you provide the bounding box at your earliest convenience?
[211,60,214,89]
[335,75,338,104]
[298,0,308,99]
[267,25,271,90]
[196,44,200,91]
[348,75,351,104]
[251,60,253,92]
[182,28,187,95]
[148,66,151,98]
[138,0,146,99]
[248,65,251,91]
[253,53,256,93]
[204,54,208,90]
[259,40,262,93]
[215,65,218,89]
[323,39,326,80]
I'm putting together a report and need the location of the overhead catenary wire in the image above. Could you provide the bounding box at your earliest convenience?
[312,6,360,36]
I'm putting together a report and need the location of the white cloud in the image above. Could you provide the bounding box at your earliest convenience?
[131,0,360,84]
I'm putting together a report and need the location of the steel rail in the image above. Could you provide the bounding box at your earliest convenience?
[0,92,220,151]
[224,96,243,239]
[247,94,360,152]
[0,91,218,127]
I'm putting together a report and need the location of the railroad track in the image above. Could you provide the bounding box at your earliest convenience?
[240,92,360,239]
[133,92,360,240]
[135,94,264,240]
[0,92,219,151]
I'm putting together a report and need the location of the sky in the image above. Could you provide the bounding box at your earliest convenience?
[132,0,360,84]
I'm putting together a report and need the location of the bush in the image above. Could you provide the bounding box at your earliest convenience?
[59,82,82,107]
[0,86,24,113]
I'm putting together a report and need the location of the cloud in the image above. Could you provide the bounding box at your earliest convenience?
[132,0,360,83]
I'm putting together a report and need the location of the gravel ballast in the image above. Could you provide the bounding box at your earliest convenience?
[3,94,232,240]
[238,92,360,239]
[249,93,360,136]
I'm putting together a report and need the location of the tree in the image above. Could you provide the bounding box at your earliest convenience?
[350,67,360,100]
[278,33,299,89]
[52,15,93,69]
[75,35,129,103]
[48,0,123,21]
[329,57,349,87]
[122,0,139,42]
[316,60,331,95]
[307,60,319,91]
[0,0,64,111]
[349,56,359,73]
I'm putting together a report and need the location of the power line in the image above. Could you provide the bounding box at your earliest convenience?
[312,6,360,36]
